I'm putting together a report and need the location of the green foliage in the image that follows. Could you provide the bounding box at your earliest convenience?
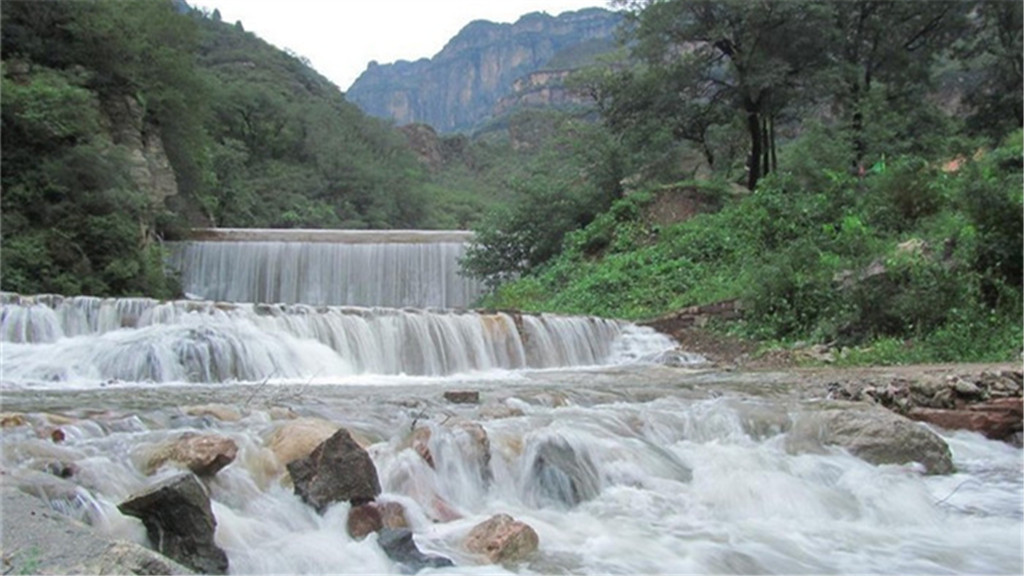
[461,114,629,287]
[0,0,446,298]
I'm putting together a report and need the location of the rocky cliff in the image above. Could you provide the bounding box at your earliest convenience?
[346,8,622,133]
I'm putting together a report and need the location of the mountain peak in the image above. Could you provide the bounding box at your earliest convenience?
[346,8,622,133]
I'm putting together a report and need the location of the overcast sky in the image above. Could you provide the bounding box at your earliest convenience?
[194,0,612,91]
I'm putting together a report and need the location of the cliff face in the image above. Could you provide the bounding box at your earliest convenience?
[346,8,622,133]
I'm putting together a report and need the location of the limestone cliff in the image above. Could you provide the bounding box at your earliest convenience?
[346,8,622,133]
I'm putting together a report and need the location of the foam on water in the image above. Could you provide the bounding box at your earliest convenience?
[1,379,1020,574]
[0,294,682,387]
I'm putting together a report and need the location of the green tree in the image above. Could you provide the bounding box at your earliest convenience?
[615,0,833,189]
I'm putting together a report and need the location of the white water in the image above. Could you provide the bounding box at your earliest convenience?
[1,379,1020,575]
[168,239,483,308]
[0,294,680,386]
[1,290,1020,574]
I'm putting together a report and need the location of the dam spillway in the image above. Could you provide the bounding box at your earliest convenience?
[168,228,484,308]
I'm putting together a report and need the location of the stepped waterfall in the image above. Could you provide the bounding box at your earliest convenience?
[0,228,1019,575]
[167,228,483,308]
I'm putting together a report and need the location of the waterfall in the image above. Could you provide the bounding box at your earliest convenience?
[167,229,484,308]
[0,293,679,385]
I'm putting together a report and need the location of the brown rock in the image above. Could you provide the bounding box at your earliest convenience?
[909,397,1023,444]
[465,513,539,564]
[412,426,434,468]
[347,503,383,540]
[265,417,340,466]
[378,500,411,530]
[184,404,242,422]
[346,500,412,540]
[287,428,381,513]
[139,433,238,477]
[444,390,480,404]
[1,412,27,428]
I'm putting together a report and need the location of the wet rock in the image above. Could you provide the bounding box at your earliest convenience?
[524,435,601,507]
[1,412,28,428]
[787,406,954,475]
[183,404,242,422]
[287,428,381,513]
[908,397,1023,445]
[412,426,434,468]
[455,421,493,485]
[138,433,238,477]
[378,528,454,572]
[265,417,340,466]
[378,500,411,530]
[444,390,480,404]
[118,472,229,574]
[347,503,383,540]
[464,513,539,564]
[348,498,411,537]
[2,487,193,575]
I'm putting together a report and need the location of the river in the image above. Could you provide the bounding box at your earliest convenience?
[1,294,1021,574]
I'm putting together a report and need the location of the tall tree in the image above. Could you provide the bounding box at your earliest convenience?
[830,1,971,167]
[615,0,833,189]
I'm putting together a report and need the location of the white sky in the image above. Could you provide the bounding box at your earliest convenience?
[194,0,613,91]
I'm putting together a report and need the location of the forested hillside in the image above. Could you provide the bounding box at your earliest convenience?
[1,0,441,297]
[464,0,1023,363]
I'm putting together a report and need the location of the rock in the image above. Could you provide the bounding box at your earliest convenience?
[347,503,383,540]
[347,499,412,539]
[787,406,954,475]
[1,412,28,428]
[378,500,411,530]
[118,473,229,574]
[138,433,238,477]
[377,528,454,572]
[1,487,193,575]
[265,417,340,466]
[523,435,601,507]
[412,426,434,468]
[908,397,1022,444]
[183,404,242,422]
[952,378,982,396]
[444,390,480,404]
[464,513,539,564]
[455,421,493,485]
[287,428,381,513]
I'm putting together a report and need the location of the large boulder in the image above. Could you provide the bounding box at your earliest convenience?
[117,473,229,574]
[135,433,238,477]
[464,513,539,564]
[287,428,381,513]
[787,405,954,474]
[378,528,454,571]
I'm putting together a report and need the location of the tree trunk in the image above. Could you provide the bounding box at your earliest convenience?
[746,99,762,190]
[769,113,778,173]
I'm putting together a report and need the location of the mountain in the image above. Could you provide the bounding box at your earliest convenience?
[346,8,623,133]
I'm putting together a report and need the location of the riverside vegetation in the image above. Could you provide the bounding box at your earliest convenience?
[1,0,1020,365]
[463,0,1023,365]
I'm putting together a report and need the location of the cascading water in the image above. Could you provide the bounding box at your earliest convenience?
[167,229,484,308]
[0,293,681,386]
[1,376,1020,574]
[1,229,1020,574]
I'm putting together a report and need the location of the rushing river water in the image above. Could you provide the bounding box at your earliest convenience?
[1,295,1022,574]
